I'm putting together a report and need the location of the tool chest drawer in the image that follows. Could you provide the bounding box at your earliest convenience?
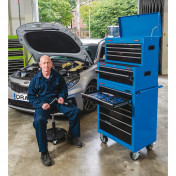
[8,39,23,49]
[118,104,132,117]
[82,86,132,111]
[96,66,133,85]
[100,106,132,124]
[8,49,24,57]
[106,43,141,64]
[99,110,131,134]
[99,119,131,145]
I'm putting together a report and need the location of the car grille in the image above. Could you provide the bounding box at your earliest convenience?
[10,82,28,93]
[8,99,34,110]
[9,98,77,111]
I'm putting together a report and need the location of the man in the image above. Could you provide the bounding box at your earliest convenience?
[28,55,82,167]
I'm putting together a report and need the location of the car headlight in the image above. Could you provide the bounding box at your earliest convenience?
[67,78,80,89]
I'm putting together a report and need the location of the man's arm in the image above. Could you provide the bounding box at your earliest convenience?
[58,75,68,103]
[27,78,44,109]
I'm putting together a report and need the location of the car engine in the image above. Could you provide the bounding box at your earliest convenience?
[11,60,89,88]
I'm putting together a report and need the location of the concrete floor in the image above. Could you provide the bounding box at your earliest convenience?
[8,75,168,176]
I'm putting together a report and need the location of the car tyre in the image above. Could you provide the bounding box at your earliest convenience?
[83,81,97,113]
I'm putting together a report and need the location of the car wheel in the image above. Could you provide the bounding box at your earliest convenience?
[83,81,97,113]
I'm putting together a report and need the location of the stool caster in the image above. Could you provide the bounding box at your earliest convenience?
[53,140,57,145]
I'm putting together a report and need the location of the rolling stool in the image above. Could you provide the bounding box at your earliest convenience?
[46,98,67,145]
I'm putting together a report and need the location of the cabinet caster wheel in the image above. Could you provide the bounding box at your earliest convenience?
[146,143,153,151]
[53,140,57,145]
[130,152,140,160]
[100,134,108,143]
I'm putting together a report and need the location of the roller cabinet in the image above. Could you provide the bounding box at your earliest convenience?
[82,13,162,160]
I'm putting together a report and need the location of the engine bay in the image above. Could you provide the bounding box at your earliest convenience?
[11,60,89,84]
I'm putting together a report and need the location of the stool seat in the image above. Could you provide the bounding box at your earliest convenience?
[47,112,67,145]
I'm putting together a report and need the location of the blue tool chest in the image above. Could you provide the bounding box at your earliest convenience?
[82,13,161,160]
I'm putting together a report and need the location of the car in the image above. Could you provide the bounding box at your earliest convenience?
[8,22,105,114]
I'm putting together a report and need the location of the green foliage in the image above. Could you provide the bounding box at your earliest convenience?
[68,0,76,9]
[38,0,73,26]
[80,0,138,38]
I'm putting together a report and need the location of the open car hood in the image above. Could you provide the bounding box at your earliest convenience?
[16,22,92,64]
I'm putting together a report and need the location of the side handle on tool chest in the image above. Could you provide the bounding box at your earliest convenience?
[135,85,163,95]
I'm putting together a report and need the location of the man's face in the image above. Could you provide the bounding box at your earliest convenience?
[39,56,53,73]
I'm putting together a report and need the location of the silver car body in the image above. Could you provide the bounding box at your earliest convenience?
[8,22,104,113]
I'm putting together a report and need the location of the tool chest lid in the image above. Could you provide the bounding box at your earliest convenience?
[118,12,161,38]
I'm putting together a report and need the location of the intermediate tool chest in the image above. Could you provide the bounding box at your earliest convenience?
[82,13,162,160]
[8,35,25,76]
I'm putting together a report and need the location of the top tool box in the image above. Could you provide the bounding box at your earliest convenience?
[82,12,162,160]
[8,35,25,76]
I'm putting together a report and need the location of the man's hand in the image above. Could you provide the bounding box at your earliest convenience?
[58,97,64,104]
[42,103,50,110]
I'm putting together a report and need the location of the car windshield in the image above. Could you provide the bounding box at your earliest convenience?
[51,56,78,61]
[83,44,98,61]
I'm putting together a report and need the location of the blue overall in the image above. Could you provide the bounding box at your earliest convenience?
[27,68,80,153]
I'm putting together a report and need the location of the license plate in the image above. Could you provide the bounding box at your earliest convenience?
[14,93,28,102]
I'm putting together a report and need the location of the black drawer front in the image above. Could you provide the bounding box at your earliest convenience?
[100,106,132,124]
[100,112,131,134]
[8,39,23,48]
[99,66,133,76]
[118,104,132,116]
[106,43,141,64]
[100,120,131,145]
[98,71,133,85]
[8,50,23,56]
[8,59,24,76]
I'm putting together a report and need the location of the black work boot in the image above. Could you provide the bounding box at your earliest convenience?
[67,135,82,148]
[41,151,52,166]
